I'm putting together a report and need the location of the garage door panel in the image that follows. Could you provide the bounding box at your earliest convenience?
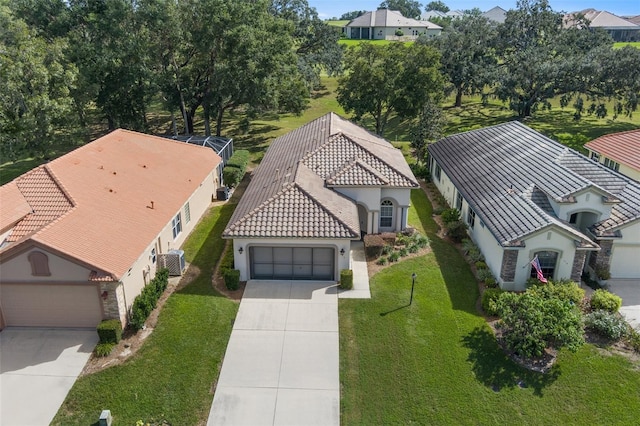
[0,284,102,328]
[250,246,335,280]
[611,246,640,279]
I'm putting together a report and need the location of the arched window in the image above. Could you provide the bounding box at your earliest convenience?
[380,200,394,228]
[530,251,558,281]
[28,251,51,276]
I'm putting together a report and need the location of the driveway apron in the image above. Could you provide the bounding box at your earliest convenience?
[0,328,98,426]
[208,281,339,426]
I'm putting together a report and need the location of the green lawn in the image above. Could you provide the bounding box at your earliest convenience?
[340,188,640,424]
[326,20,349,27]
[339,38,413,47]
[614,41,640,49]
[53,200,239,425]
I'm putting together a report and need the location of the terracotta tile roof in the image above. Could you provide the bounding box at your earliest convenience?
[428,121,639,246]
[584,129,640,173]
[0,182,34,234]
[0,129,221,279]
[224,113,417,239]
[4,167,75,242]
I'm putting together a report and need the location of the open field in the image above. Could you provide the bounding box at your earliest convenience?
[340,188,640,424]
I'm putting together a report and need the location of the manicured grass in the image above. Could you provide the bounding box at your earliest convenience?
[53,201,239,425]
[340,188,640,424]
[614,41,640,49]
[339,38,413,47]
[326,20,349,27]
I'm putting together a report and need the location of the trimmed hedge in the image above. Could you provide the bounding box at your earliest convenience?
[223,269,240,291]
[129,268,170,330]
[339,269,353,290]
[226,149,250,170]
[590,289,622,313]
[364,234,385,259]
[97,319,122,344]
[223,150,250,188]
[223,167,244,188]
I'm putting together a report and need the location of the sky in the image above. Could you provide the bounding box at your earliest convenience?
[308,1,640,19]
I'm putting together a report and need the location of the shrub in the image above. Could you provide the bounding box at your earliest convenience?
[376,256,388,265]
[382,244,393,255]
[223,166,244,188]
[128,268,170,331]
[462,238,476,253]
[595,264,611,281]
[482,288,503,316]
[223,269,240,291]
[388,251,400,262]
[95,342,115,357]
[364,234,385,259]
[433,205,446,215]
[467,247,484,262]
[590,289,622,313]
[380,232,396,245]
[412,233,429,248]
[528,280,585,305]
[628,329,640,353]
[485,276,498,288]
[409,163,431,180]
[585,310,628,341]
[446,220,468,243]
[496,290,584,358]
[399,247,408,257]
[226,149,250,170]
[97,319,122,344]
[475,261,487,270]
[339,269,353,290]
[441,208,460,224]
[476,268,494,283]
[408,244,419,253]
[395,29,404,36]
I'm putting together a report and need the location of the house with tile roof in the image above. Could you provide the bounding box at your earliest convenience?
[585,129,640,182]
[345,9,441,40]
[223,113,418,282]
[0,130,221,329]
[428,121,640,291]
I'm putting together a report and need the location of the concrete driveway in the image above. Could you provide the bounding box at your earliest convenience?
[208,281,339,426]
[0,327,98,426]
[608,279,640,331]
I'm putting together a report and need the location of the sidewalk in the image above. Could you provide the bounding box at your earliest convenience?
[338,241,371,299]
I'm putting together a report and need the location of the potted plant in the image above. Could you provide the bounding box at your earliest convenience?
[595,265,611,288]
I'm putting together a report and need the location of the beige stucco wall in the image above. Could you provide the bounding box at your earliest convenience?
[0,248,93,282]
[586,148,640,182]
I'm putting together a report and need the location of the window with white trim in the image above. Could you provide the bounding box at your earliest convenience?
[380,200,394,228]
[172,213,182,239]
[530,251,558,280]
[150,247,157,264]
[590,152,600,161]
[184,202,191,224]
[467,208,476,228]
[435,164,442,182]
[603,158,619,172]
[456,192,463,211]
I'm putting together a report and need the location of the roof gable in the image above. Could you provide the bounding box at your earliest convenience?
[585,129,640,172]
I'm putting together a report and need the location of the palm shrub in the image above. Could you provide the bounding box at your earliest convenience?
[377,256,388,265]
[462,238,476,254]
[590,289,622,313]
[496,290,584,358]
[584,310,628,341]
[388,251,400,262]
[399,247,408,257]
[441,208,460,224]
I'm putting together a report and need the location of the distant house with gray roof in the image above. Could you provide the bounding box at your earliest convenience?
[428,121,640,290]
[564,9,640,42]
[345,9,441,40]
[224,113,418,281]
[482,6,507,24]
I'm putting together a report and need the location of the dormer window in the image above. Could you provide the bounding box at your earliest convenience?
[28,251,51,276]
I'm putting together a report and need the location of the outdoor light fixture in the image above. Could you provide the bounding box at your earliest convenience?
[238,247,244,254]
[340,248,345,256]
[410,272,417,305]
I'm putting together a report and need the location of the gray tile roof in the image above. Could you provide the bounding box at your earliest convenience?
[347,9,440,29]
[224,113,418,239]
[428,121,640,246]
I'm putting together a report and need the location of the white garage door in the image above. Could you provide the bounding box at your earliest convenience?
[610,246,640,279]
[250,246,335,280]
[0,284,102,328]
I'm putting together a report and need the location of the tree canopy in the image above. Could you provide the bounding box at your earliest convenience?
[378,0,422,19]
[337,43,444,136]
[425,1,449,12]
[340,10,367,20]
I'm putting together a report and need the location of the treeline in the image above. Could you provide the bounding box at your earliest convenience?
[337,0,640,140]
[0,0,342,160]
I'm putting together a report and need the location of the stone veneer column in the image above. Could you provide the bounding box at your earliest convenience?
[590,239,613,271]
[99,281,127,325]
[571,251,587,282]
[500,250,518,282]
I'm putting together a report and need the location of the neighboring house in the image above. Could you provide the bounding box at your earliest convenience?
[564,9,640,42]
[0,130,221,329]
[421,10,464,21]
[585,129,640,182]
[223,112,418,282]
[482,6,507,24]
[428,121,640,291]
[345,9,441,40]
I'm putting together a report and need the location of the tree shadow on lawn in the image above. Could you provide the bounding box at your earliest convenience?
[462,327,560,396]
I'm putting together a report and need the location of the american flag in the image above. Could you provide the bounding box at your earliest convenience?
[531,256,548,283]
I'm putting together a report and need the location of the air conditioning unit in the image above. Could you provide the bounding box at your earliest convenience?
[158,250,185,276]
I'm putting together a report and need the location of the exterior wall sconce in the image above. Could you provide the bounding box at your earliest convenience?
[101,291,108,300]
[238,247,244,254]
[340,248,345,256]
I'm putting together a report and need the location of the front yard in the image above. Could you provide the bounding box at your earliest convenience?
[339,188,640,424]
